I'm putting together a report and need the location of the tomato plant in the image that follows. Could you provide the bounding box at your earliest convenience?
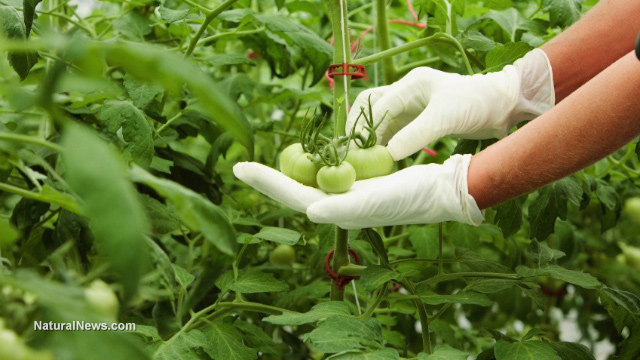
[0,0,639,359]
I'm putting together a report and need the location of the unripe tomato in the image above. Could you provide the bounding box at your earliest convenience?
[346,145,394,180]
[316,162,356,193]
[279,143,321,187]
[0,326,53,360]
[85,280,119,320]
[618,242,640,269]
[624,197,640,226]
[269,244,296,265]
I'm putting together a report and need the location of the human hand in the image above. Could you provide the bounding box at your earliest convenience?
[348,49,555,160]
[233,154,483,229]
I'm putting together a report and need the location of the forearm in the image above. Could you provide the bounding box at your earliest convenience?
[468,52,640,209]
[542,0,640,102]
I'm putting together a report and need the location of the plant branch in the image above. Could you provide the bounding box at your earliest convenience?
[184,0,241,57]
[0,133,62,152]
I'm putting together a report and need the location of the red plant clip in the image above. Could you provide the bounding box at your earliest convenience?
[324,248,361,290]
[327,63,369,81]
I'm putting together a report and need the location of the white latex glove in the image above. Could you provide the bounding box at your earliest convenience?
[348,49,555,160]
[233,154,483,229]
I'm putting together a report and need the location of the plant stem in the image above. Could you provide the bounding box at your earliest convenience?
[376,0,396,83]
[0,133,62,152]
[437,32,474,75]
[438,223,444,274]
[360,283,388,318]
[400,279,432,354]
[331,228,350,300]
[327,0,352,138]
[198,27,265,46]
[184,0,240,57]
[181,0,211,12]
[420,272,521,287]
[396,57,441,75]
[353,34,451,66]
[0,182,81,213]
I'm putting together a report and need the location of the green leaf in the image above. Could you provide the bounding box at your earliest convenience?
[494,196,525,238]
[416,291,492,306]
[123,73,164,109]
[62,124,149,299]
[448,222,480,249]
[461,30,497,52]
[484,9,537,41]
[360,228,390,266]
[484,0,513,10]
[528,177,582,240]
[494,340,561,360]
[542,0,582,28]
[154,330,207,360]
[100,100,154,167]
[0,6,38,80]
[172,264,195,290]
[264,301,351,325]
[328,348,400,360]
[485,42,533,72]
[253,226,301,245]
[547,342,595,360]
[22,0,43,36]
[594,178,617,210]
[524,240,566,266]
[408,225,439,259]
[229,269,288,293]
[201,322,257,360]
[138,194,180,235]
[158,7,190,24]
[598,286,640,332]
[0,217,19,248]
[418,345,469,360]
[304,317,384,353]
[466,279,518,294]
[114,10,152,41]
[233,319,278,355]
[206,54,255,67]
[129,166,236,255]
[516,265,600,289]
[360,265,400,292]
[103,42,254,158]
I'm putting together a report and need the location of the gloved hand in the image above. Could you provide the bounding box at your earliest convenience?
[348,49,555,160]
[233,154,483,229]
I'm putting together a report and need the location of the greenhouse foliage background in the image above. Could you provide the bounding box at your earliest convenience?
[1,0,639,359]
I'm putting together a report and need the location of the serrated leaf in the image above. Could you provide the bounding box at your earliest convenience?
[528,177,582,240]
[263,301,351,325]
[0,6,38,80]
[494,196,525,238]
[229,269,288,293]
[129,166,236,255]
[304,317,384,353]
[547,342,595,360]
[416,291,492,306]
[158,7,190,23]
[172,264,195,290]
[123,73,164,109]
[599,286,640,332]
[484,9,537,41]
[360,265,399,291]
[485,42,533,72]
[328,348,400,360]
[100,100,154,167]
[253,226,300,245]
[22,0,43,36]
[448,222,480,249]
[494,340,561,360]
[201,322,257,360]
[62,124,149,300]
[542,0,582,28]
[114,10,152,41]
[103,42,254,157]
[461,30,497,52]
[360,228,389,266]
[516,265,600,289]
[233,319,278,355]
[154,330,207,360]
[525,240,566,266]
[418,345,469,360]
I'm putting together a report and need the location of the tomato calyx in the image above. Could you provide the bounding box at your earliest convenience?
[350,94,389,150]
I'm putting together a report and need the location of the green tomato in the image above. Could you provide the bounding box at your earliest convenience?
[269,244,296,265]
[624,197,640,226]
[346,145,394,180]
[279,143,321,187]
[618,242,640,269]
[316,162,356,193]
[85,280,119,320]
